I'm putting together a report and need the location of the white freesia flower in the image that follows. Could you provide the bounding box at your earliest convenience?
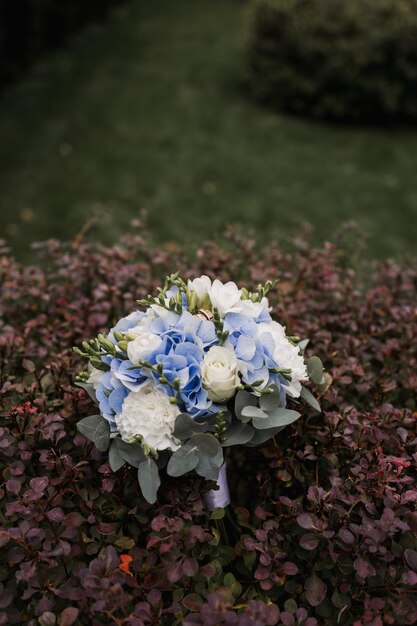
[87,364,103,390]
[201,345,240,402]
[188,275,212,303]
[238,296,271,319]
[115,381,180,451]
[125,310,162,363]
[127,332,162,364]
[259,321,308,398]
[209,280,242,318]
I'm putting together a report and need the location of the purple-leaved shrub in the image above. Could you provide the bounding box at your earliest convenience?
[0,224,416,625]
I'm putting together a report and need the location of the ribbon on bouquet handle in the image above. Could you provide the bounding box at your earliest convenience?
[203,463,231,510]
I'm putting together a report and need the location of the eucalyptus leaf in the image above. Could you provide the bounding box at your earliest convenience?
[195,448,223,480]
[222,422,254,447]
[252,408,301,430]
[115,438,146,468]
[300,386,321,412]
[307,356,324,385]
[138,457,160,504]
[77,415,110,452]
[259,384,281,412]
[189,433,220,456]
[75,382,99,406]
[174,413,209,442]
[235,390,257,420]
[241,406,268,419]
[108,439,125,472]
[245,425,286,446]
[167,444,199,477]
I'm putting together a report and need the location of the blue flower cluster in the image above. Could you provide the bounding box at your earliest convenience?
[89,278,307,429]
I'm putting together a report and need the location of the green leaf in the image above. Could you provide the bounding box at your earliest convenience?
[307,356,324,385]
[189,433,220,456]
[75,382,99,406]
[77,415,110,452]
[195,446,223,480]
[115,536,135,549]
[195,456,222,481]
[259,384,281,412]
[300,386,321,412]
[174,413,209,442]
[245,425,286,446]
[235,390,257,421]
[138,457,160,504]
[167,444,199,477]
[108,439,125,472]
[210,507,225,520]
[252,408,301,430]
[221,422,254,446]
[241,405,268,419]
[115,438,146,467]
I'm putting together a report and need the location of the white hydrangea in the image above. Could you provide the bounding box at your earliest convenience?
[259,321,308,398]
[115,380,180,451]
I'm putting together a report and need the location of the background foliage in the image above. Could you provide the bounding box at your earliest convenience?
[0,0,126,86]
[245,0,417,122]
[1,226,417,624]
[1,0,417,261]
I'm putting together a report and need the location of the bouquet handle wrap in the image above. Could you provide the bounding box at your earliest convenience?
[203,463,231,510]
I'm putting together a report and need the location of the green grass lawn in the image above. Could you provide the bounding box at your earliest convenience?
[1,0,417,261]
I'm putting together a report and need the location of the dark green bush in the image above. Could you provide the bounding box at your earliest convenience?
[245,0,417,122]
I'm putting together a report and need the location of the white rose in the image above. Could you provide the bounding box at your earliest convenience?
[209,280,242,318]
[87,364,103,390]
[127,332,162,364]
[259,321,308,398]
[201,345,240,402]
[188,275,212,302]
[115,381,180,451]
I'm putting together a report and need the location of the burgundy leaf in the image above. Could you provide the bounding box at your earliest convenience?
[354,557,376,580]
[299,533,320,550]
[182,558,199,577]
[58,607,79,626]
[63,513,85,527]
[6,480,21,495]
[297,514,315,530]
[305,574,327,607]
[30,477,49,493]
[404,549,417,572]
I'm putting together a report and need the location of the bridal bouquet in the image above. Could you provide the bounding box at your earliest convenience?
[74,274,323,505]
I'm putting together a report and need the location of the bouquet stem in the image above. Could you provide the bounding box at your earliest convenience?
[204,464,241,545]
[203,463,231,510]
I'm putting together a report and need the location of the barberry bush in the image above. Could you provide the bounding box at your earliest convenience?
[1,224,417,625]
